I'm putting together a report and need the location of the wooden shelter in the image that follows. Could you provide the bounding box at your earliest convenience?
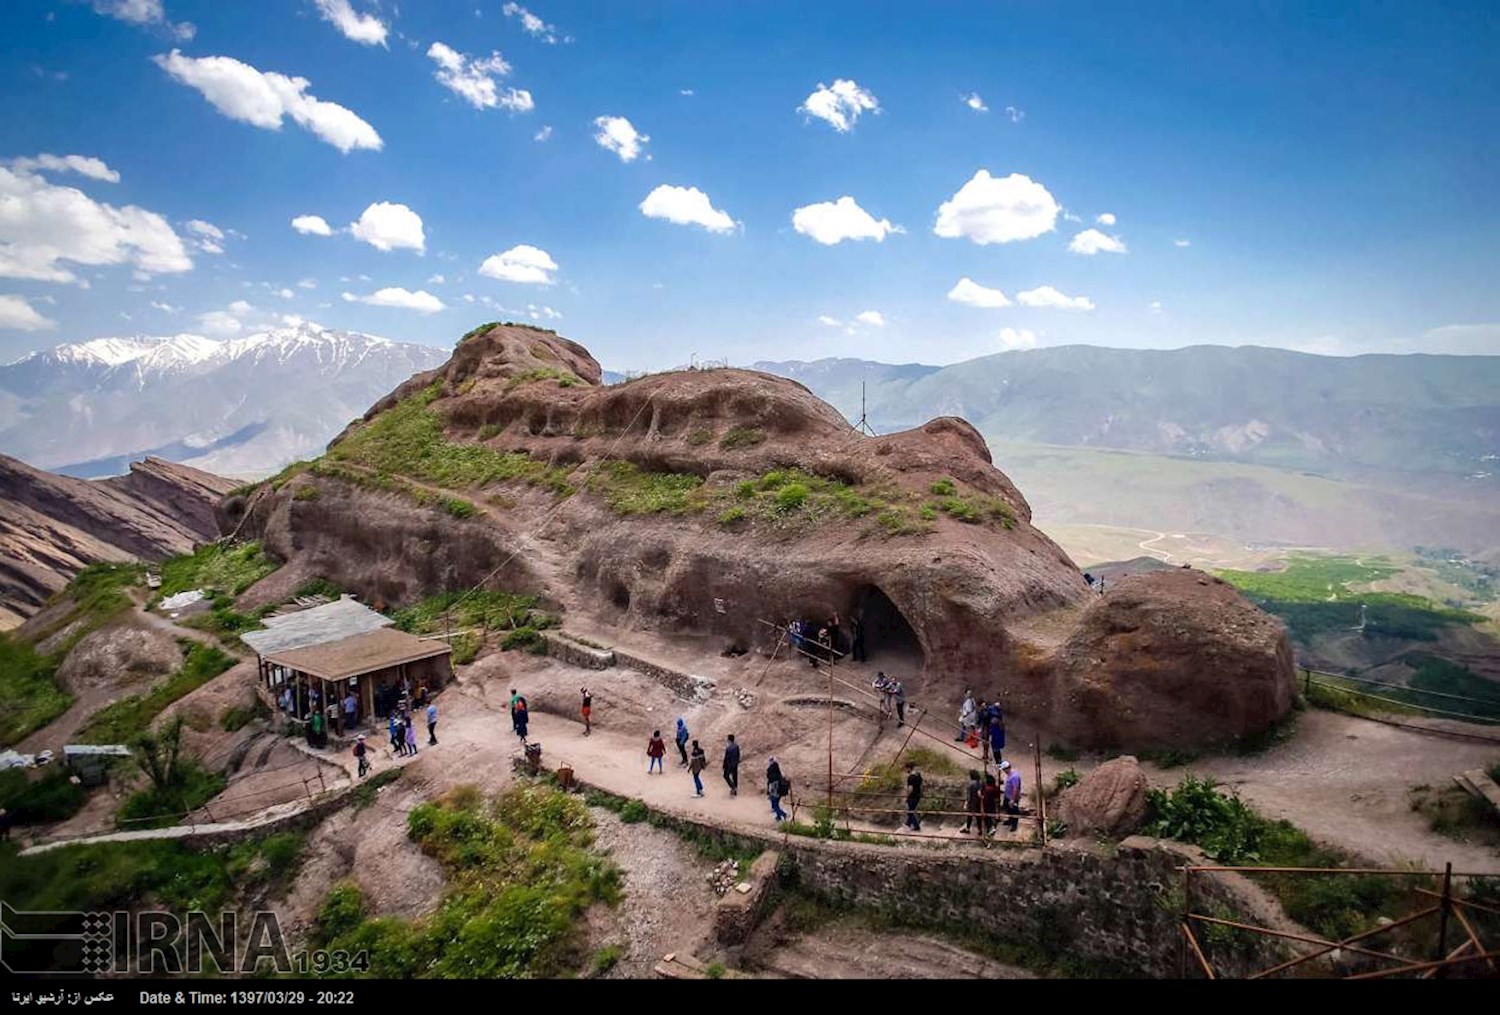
[243,596,453,738]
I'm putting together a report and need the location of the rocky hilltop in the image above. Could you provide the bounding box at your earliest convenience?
[225,324,1296,750]
[0,454,236,628]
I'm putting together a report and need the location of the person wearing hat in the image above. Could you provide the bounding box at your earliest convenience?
[1001,761,1022,831]
[353,735,370,778]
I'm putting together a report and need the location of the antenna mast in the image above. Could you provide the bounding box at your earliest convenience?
[853,380,878,436]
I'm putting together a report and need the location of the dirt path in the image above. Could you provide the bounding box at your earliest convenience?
[1160,709,1500,870]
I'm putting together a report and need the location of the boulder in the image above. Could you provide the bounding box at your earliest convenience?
[1058,756,1150,837]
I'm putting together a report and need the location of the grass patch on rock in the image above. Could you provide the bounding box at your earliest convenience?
[75,642,236,744]
[0,767,88,824]
[312,784,622,978]
[0,635,72,747]
[158,542,278,599]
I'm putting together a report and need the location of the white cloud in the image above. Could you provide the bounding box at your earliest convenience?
[1017,285,1094,310]
[525,302,562,320]
[533,125,552,142]
[274,287,294,299]
[799,79,879,133]
[817,315,841,327]
[1420,323,1500,355]
[1004,105,1025,123]
[962,92,988,113]
[478,244,558,284]
[6,154,120,183]
[280,314,306,327]
[791,196,900,245]
[1096,212,1116,226]
[427,274,446,285]
[0,164,191,282]
[91,1,194,40]
[185,218,225,254]
[593,116,649,162]
[1174,238,1191,247]
[297,277,317,289]
[947,277,1011,308]
[1062,210,1083,224]
[426,42,533,112]
[1068,228,1128,255]
[150,300,180,313]
[462,293,476,303]
[639,185,736,233]
[0,294,57,331]
[341,287,446,313]
[854,310,886,327]
[313,0,388,47]
[198,300,253,336]
[679,89,695,96]
[934,170,1060,245]
[502,3,568,44]
[153,50,382,152]
[291,214,333,236]
[998,327,1037,351]
[350,202,425,253]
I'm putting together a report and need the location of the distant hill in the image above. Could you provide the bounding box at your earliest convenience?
[755,345,1500,559]
[0,454,234,627]
[0,323,449,479]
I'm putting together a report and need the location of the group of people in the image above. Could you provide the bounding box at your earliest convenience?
[644,722,792,821]
[388,701,438,757]
[899,759,1023,836]
[787,612,867,667]
[955,688,1006,762]
[871,672,908,725]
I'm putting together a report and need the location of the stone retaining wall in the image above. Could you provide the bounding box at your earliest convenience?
[542,631,616,669]
[611,648,715,701]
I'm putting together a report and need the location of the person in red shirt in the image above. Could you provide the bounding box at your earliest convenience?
[980,773,1003,837]
[646,730,667,774]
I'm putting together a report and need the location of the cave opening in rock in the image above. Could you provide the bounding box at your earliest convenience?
[855,585,925,672]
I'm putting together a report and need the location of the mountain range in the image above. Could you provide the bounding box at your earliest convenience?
[753,345,1500,560]
[0,324,449,479]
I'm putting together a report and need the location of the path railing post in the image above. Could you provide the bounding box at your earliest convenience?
[1435,862,1454,975]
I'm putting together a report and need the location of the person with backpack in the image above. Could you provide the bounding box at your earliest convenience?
[688,740,707,797]
[674,718,690,767]
[722,734,741,796]
[766,756,789,822]
[426,701,438,745]
[904,760,924,832]
[353,735,370,778]
[646,730,667,774]
[513,696,529,742]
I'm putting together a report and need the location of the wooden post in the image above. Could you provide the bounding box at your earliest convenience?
[1436,862,1454,976]
[1035,739,1047,847]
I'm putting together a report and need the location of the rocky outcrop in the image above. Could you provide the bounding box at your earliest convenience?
[225,324,1296,751]
[1050,569,1297,750]
[1058,756,1151,837]
[0,453,237,627]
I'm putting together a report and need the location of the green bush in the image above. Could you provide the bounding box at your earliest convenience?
[0,635,72,747]
[775,483,809,513]
[587,461,705,515]
[618,800,648,824]
[1145,776,1264,862]
[0,768,88,824]
[717,506,746,526]
[116,760,225,830]
[930,478,957,496]
[392,589,540,635]
[293,485,320,501]
[685,428,714,447]
[158,542,278,598]
[65,562,144,628]
[442,498,478,519]
[719,427,765,451]
[450,632,481,665]
[315,882,368,945]
[501,625,543,653]
[1053,768,1082,793]
[591,944,624,975]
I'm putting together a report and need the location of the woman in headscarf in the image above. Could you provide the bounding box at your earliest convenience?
[674,717,690,767]
[766,756,788,822]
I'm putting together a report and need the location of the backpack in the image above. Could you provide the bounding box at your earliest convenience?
[777,776,791,797]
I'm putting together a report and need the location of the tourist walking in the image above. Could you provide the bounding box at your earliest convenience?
[580,687,592,736]
[891,677,906,726]
[722,734,741,796]
[904,761,924,831]
[872,672,893,720]
[962,770,982,833]
[426,702,438,745]
[767,757,789,822]
[788,619,805,659]
[689,740,707,797]
[393,715,407,756]
[646,730,667,774]
[1001,761,1023,832]
[988,706,1006,765]
[353,735,370,778]
[675,718,690,767]
[405,717,418,755]
[957,689,976,742]
[389,713,401,753]
[513,696,529,742]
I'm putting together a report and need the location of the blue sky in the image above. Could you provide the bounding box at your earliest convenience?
[1,0,1497,368]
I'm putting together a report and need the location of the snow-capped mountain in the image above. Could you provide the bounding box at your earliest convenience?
[0,323,450,478]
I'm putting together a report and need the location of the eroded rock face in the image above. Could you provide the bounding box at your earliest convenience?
[226,324,1296,751]
[55,620,183,693]
[1058,755,1151,837]
[1049,569,1297,750]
